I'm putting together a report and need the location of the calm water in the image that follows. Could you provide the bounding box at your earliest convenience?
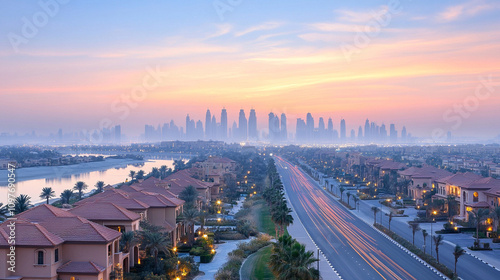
[0,156,186,205]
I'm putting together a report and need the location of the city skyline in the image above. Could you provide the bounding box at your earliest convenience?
[1,1,500,140]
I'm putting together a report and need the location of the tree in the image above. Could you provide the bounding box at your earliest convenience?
[371,206,380,225]
[346,192,351,205]
[129,170,136,181]
[0,203,8,221]
[94,181,105,193]
[468,208,490,247]
[422,229,428,254]
[339,186,345,202]
[388,212,394,231]
[270,233,319,280]
[409,222,421,245]
[182,208,199,245]
[136,170,145,180]
[60,189,73,204]
[140,231,172,273]
[453,244,465,275]
[179,186,198,208]
[491,206,500,232]
[39,187,55,204]
[446,195,457,219]
[73,181,88,200]
[14,194,32,214]
[433,235,444,263]
[353,196,359,210]
[150,167,160,178]
[159,165,169,179]
[174,160,186,172]
[120,231,137,253]
[272,203,294,237]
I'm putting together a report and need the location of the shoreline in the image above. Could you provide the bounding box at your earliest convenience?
[0,158,145,185]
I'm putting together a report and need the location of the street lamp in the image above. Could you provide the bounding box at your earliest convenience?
[430,212,436,257]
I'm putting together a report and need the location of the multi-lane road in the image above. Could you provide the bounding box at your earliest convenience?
[275,156,445,280]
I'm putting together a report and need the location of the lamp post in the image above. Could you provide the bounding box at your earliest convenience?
[430,210,436,257]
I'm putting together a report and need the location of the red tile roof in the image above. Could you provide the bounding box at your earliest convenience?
[0,219,64,247]
[74,189,150,210]
[14,204,121,243]
[69,202,141,221]
[162,169,214,195]
[409,166,452,180]
[57,261,106,274]
[437,172,483,187]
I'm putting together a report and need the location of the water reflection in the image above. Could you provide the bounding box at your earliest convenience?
[0,158,183,204]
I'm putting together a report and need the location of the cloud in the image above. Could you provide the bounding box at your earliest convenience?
[206,24,232,39]
[234,22,283,37]
[437,0,497,22]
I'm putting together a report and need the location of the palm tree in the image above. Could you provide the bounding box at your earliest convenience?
[346,192,351,205]
[159,165,168,179]
[409,222,421,245]
[422,229,428,254]
[129,170,136,181]
[353,196,359,210]
[73,181,88,200]
[469,208,490,247]
[179,185,198,208]
[60,189,73,204]
[339,186,345,202]
[446,195,457,219]
[39,187,55,204]
[453,244,465,275]
[182,208,199,245]
[270,233,319,280]
[491,206,500,232]
[0,203,9,221]
[272,203,294,237]
[140,231,172,272]
[371,206,380,225]
[120,231,137,253]
[14,194,32,214]
[136,170,145,180]
[388,212,394,231]
[94,181,105,193]
[433,234,444,263]
[150,167,160,178]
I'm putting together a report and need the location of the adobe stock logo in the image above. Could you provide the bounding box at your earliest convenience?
[431,75,497,142]
[8,0,71,53]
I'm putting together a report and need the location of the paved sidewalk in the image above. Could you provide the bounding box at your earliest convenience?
[195,239,243,280]
[283,191,341,280]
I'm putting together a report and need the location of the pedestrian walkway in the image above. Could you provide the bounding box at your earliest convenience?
[194,239,244,280]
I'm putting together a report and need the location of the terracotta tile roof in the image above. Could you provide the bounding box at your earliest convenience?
[377,160,407,170]
[0,219,64,247]
[69,202,141,221]
[14,204,121,243]
[57,261,106,274]
[409,166,452,180]
[398,166,420,177]
[162,169,214,195]
[75,189,150,210]
[465,201,490,208]
[436,172,482,186]
[206,157,236,164]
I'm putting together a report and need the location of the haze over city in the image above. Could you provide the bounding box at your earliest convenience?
[2,0,500,141]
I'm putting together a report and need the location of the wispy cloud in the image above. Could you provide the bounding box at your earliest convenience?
[234,22,284,37]
[437,0,497,22]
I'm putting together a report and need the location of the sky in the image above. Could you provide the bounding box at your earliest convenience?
[1,0,500,140]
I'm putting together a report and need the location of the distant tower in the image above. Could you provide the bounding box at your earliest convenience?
[211,116,217,139]
[380,124,387,141]
[185,115,192,140]
[248,109,258,140]
[205,109,212,139]
[306,113,314,141]
[114,125,121,143]
[231,121,238,139]
[281,113,287,141]
[221,108,228,139]
[340,118,346,142]
[238,109,247,141]
[401,126,407,143]
[390,124,397,143]
[350,129,355,140]
[358,126,363,141]
[296,118,306,142]
[364,119,370,141]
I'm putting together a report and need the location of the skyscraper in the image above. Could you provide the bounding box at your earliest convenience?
[281,113,287,141]
[390,124,397,143]
[318,117,325,141]
[205,109,212,139]
[268,112,280,142]
[380,124,387,141]
[248,109,258,140]
[340,118,346,142]
[364,119,370,141]
[211,115,217,139]
[221,108,228,139]
[113,125,121,143]
[401,126,407,143]
[306,113,314,141]
[238,109,247,141]
[296,118,306,142]
[358,126,363,141]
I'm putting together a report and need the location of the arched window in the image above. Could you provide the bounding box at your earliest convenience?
[473,192,479,202]
[463,191,467,201]
[36,250,44,265]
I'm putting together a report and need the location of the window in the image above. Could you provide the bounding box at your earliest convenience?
[473,192,479,202]
[55,249,59,262]
[108,244,112,256]
[70,277,75,280]
[37,251,44,265]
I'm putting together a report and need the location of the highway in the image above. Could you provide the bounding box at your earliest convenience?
[275,156,445,280]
